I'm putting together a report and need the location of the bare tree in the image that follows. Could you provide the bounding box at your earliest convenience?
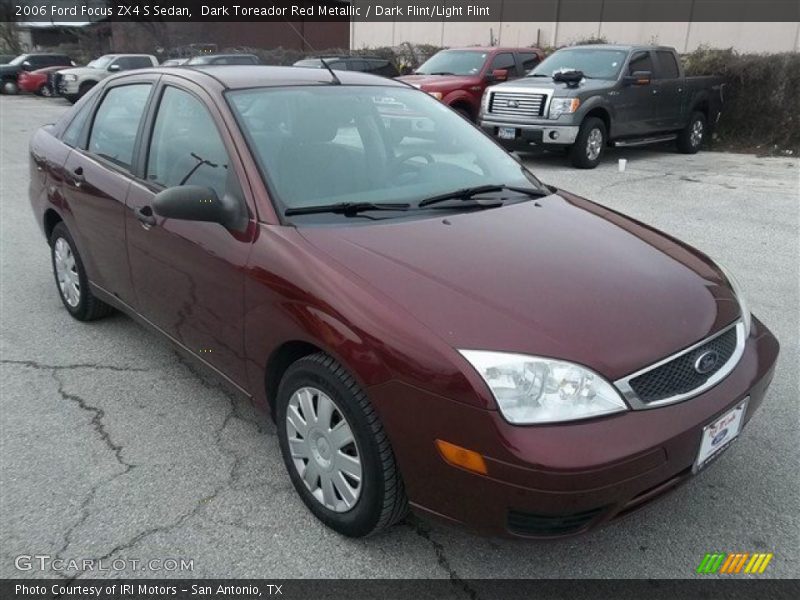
[0,2,23,53]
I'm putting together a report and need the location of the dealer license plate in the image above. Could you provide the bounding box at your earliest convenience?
[694,398,748,473]
[498,127,517,140]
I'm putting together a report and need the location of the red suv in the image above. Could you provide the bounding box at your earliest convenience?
[398,47,544,120]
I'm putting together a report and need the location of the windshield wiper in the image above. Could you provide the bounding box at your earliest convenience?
[528,73,549,77]
[429,71,456,75]
[418,185,549,208]
[284,202,410,217]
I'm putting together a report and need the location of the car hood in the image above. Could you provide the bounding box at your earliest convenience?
[398,74,481,89]
[56,66,106,77]
[494,76,613,95]
[298,191,740,381]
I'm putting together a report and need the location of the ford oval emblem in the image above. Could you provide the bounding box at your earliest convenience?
[694,350,720,375]
[711,427,729,447]
[507,99,519,108]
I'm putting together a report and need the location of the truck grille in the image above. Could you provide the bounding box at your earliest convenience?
[488,91,547,119]
[628,326,739,404]
[51,72,63,95]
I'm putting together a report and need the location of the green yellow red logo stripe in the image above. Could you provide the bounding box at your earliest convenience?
[697,552,773,574]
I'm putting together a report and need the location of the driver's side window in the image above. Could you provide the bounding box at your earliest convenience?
[628,51,654,75]
[146,86,230,200]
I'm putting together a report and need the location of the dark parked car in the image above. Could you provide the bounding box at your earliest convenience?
[480,45,725,168]
[294,56,399,78]
[185,53,260,65]
[1,53,75,94]
[0,54,16,64]
[398,47,544,121]
[29,67,778,538]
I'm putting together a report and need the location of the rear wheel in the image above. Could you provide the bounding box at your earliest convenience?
[276,353,408,537]
[38,83,53,97]
[677,111,706,154]
[569,117,606,169]
[49,222,114,321]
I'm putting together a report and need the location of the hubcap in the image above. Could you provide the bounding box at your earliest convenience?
[586,128,603,160]
[285,387,362,513]
[41,86,52,97]
[54,238,80,307]
[690,120,704,146]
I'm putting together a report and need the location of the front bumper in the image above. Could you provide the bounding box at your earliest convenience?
[480,118,579,147]
[369,316,779,538]
[58,79,80,95]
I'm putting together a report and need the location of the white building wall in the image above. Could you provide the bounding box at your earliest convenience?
[351,21,800,53]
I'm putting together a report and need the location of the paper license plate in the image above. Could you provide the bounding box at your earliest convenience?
[694,398,748,473]
[498,127,517,140]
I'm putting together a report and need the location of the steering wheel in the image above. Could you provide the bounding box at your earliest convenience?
[390,151,434,167]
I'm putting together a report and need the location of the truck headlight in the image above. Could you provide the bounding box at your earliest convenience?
[459,351,628,424]
[718,263,752,333]
[549,97,580,119]
[427,91,443,101]
[62,74,77,81]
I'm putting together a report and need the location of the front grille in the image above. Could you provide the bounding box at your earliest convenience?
[629,326,738,404]
[508,506,606,536]
[488,91,547,119]
[51,72,63,95]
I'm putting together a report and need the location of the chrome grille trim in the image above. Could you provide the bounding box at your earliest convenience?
[614,320,746,410]
[486,86,552,121]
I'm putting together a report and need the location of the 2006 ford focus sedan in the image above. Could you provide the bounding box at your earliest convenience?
[29,66,779,538]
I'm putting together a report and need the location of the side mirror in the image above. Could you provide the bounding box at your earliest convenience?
[152,185,247,231]
[488,68,508,82]
[623,70,652,86]
[108,64,121,72]
[21,60,32,70]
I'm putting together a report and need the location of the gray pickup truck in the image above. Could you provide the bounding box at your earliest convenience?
[479,45,724,168]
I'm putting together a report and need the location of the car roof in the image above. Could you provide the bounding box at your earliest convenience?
[132,65,409,90]
[565,44,674,52]
[445,47,540,52]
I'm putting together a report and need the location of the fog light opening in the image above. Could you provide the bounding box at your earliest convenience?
[549,130,559,140]
[435,439,488,475]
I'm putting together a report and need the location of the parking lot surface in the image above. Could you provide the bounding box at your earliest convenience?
[1,94,798,581]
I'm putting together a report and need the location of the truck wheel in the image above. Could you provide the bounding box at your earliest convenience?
[2,80,18,95]
[38,83,53,97]
[453,106,472,121]
[570,117,606,169]
[677,112,706,154]
[77,81,95,100]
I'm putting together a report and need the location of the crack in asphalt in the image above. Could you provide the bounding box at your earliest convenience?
[0,359,151,373]
[407,518,482,600]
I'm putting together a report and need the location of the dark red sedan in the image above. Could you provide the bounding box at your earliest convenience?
[18,65,70,96]
[28,67,779,538]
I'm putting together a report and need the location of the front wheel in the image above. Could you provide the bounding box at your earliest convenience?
[677,111,706,154]
[50,222,114,321]
[569,117,606,169]
[276,353,408,537]
[39,83,53,97]
[2,80,18,95]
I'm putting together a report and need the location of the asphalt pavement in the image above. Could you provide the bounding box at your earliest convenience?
[1,94,798,583]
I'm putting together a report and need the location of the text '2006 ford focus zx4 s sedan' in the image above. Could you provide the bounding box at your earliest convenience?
[29,66,779,538]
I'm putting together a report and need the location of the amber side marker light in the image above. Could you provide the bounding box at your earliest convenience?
[435,439,488,475]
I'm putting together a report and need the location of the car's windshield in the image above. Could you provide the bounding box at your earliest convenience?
[529,48,628,80]
[227,86,544,222]
[416,50,488,76]
[87,56,115,69]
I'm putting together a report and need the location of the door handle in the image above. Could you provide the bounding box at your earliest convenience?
[135,205,156,227]
[72,166,85,187]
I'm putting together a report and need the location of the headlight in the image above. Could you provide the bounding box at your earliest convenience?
[427,91,443,101]
[459,351,628,424]
[480,90,490,114]
[718,263,752,333]
[63,74,77,81]
[549,97,580,119]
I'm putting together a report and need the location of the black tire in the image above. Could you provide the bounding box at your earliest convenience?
[77,81,95,100]
[38,83,53,97]
[677,111,706,154]
[2,79,18,95]
[276,353,408,537]
[453,106,472,121]
[569,117,607,169]
[64,94,79,104]
[49,222,114,321]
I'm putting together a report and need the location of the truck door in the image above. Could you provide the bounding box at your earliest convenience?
[613,51,658,137]
[653,50,685,132]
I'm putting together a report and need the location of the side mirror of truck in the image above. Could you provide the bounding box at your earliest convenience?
[623,70,652,86]
[108,64,121,72]
[488,69,508,83]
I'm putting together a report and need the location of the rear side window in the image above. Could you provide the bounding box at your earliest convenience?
[656,51,680,78]
[519,52,540,74]
[62,101,93,148]
[114,56,152,70]
[146,86,230,200]
[88,84,151,169]
[628,51,655,74]
[489,53,517,76]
